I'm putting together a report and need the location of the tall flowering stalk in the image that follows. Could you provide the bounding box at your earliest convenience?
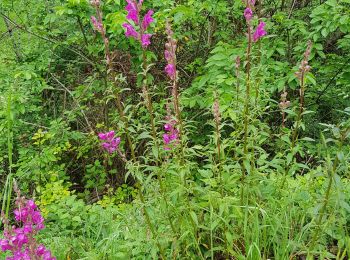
[291,40,312,148]
[240,0,267,204]
[90,0,136,161]
[0,185,55,260]
[122,0,159,160]
[279,90,291,128]
[164,21,183,156]
[235,56,241,107]
[122,5,165,256]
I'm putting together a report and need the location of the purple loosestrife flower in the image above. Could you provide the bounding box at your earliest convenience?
[98,131,121,154]
[122,0,154,48]
[253,21,267,42]
[244,8,253,21]
[164,22,177,80]
[141,34,152,47]
[122,23,139,39]
[125,0,139,24]
[1,191,56,260]
[142,10,154,30]
[163,116,179,150]
[91,16,104,34]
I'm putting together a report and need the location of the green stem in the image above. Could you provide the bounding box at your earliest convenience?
[240,23,252,205]
[138,188,166,259]
[142,49,159,163]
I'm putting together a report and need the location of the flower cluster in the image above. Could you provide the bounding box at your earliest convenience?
[0,194,55,260]
[122,0,154,48]
[164,22,177,81]
[90,0,104,34]
[295,40,312,80]
[98,131,121,154]
[243,0,267,42]
[90,16,104,34]
[253,21,267,42]
[279,91,290,110]
[163,110,179,150]
[244,8,253,22]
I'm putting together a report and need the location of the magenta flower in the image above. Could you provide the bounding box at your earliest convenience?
[125,0,139,24]
[1,196,55,260]
[164,22,177,80]
[253,21,267,42]
[244,8,253,21]
[141,34,152,47]
[122,0,154,48]
[142,10,154,30]
[98,131,121,154]
[36,244,46,256]
[90,16,103,33]
[0,239,11,251]
[163,118,179,150]
[165,64,176,80]
[122,23,139,39]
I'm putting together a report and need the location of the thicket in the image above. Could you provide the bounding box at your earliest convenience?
[0,0,350,259]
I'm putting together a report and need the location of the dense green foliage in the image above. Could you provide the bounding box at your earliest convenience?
[1,0,350,259]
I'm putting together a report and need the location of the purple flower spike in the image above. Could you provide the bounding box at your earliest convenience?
[244,8,253,22]
[165,64,176,80]
[142,10,154,30]
[123,0,154,47]
[1,195,55,259]
[141,34,152,47]
[253,21,267,42]
[36,245,46,256]
[164,22,177,80]
[98,131,121,154]
[122,23,139,39]
[0,239,12,251]
[163,116,179,150]
[125,0,139,24]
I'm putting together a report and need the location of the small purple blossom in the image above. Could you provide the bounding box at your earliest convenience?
[142,10,154,30]
[163,118,179,150]
[123,0,154,48]
[253,21,267,42]
[164,22,177,80]
[122,23,139,39]
[141,34,152,47]
[1,192,55,260]
[98,131,121,154]
[165,64,176,80]
[244,8,253,22]
[125,0,139,24]
[90,16,103,33]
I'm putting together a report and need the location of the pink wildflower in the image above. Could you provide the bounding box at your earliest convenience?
[165,64,176,80]
[1,193,55,260]
[141,34,152,47]
[244,8,253,21]
[163,117,179,150]
[253,21,267,42]
[123,0,154,48]
[125,0,139,24]
[98,131,121,154]
[142,10,154,30]
[164,22,177,80]
[122,23,139,39]
[90,16,103,33]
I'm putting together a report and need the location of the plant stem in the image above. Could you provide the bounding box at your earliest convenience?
[240,22,252,205]
[138,188,166,259]
[141,49,159,163]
